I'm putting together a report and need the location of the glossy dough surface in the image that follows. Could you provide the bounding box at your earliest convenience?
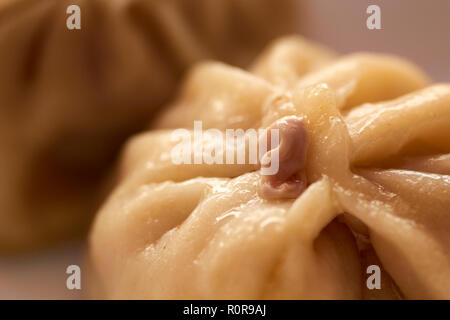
[88,36,450,299]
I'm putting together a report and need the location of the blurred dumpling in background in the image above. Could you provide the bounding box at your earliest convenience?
[0,0,296,253]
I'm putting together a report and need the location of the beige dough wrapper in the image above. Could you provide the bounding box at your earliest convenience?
[88,36,450,299]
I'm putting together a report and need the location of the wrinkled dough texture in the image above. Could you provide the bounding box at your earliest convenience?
[0,0,295,252]
[89,36,450,299]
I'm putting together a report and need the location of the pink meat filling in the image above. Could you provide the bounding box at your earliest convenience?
[258,116,308,199]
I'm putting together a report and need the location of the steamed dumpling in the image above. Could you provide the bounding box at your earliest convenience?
[88,36,450,299]
[0,0,295,252]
